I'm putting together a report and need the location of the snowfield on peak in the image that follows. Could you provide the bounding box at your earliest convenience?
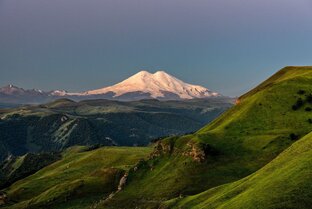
[0,71,223,103]
[83,71,220,99]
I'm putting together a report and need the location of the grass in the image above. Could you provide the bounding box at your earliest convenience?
[3,146,151,209]
[100,66,312,208]
[165,130,312,209]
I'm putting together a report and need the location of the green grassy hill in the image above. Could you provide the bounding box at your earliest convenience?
[99,66,312,208]
[2,146,151,209]
[2,66,312,209]
[165,129,312,209]
[0,98,232,160]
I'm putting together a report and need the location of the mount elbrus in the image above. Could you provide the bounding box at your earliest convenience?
[0,71,220,104]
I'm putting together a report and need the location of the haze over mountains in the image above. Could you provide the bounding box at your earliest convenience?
[0,71,221,104]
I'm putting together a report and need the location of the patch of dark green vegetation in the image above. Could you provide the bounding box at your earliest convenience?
[305,107,312,111]
[0,152,61,189]
[292,98,304,110]
[292,92,312,110]
[297,89,306,95]
[289,133,299,141]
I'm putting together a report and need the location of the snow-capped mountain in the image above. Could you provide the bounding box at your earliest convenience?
[0,71,221,104]
[0,85,68,104]
[49,90,68,96]
[83,71,220,100]
[0,85,46,96]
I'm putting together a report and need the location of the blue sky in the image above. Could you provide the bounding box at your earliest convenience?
[0,0,312,96]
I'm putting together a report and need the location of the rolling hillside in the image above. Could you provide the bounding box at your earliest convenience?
[2,146,151,209]
[165,129,312,209]
[0,98,232,160]
[100,66,312,208]
[1,66,312,209]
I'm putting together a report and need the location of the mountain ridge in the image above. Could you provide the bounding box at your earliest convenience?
[0,71,221,104]
[84,71,219,99]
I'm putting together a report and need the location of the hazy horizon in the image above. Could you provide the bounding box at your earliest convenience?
[1,0,312,96]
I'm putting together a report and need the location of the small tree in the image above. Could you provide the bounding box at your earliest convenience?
[292,98,304,110]
[297,90,306,95]
[307,94,312,104]
[290,133,299,141]
[305,107,312,112]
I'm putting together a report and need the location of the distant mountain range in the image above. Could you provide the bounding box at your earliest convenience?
[0,97,233,161]
[0,71,221,104]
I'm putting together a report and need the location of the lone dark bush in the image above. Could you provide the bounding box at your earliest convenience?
[297,90,306,95]
[306,94,312,104]
[308,119,312,124]
[292,98,304,110]
[200,143,220,156]
[305,107,312,112]
[290,133,299,141]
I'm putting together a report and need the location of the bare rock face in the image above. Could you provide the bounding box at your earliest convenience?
[150,136,220,162]
[183,142,206,162]
[0,191,8,206]
[117,172,128,191]
[183,142,220,162]
[150,139,175,158]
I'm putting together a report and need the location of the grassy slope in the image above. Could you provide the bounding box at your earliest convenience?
[102,66,312,208]
[166,130,312,209]
[3,146,151,209]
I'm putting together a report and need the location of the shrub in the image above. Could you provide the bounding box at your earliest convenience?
[200,143,220,156]
[305,107,312,112]
[289,133,299,141]
[308,119,312,124]
[306,94,312,104]
[292,98,304,110]
[297,90,306,95]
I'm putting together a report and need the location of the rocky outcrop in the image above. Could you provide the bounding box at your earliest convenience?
[0,191,7,206]
[183,142,206,162]
[150,137,176,158]
[117,172,128,192]
[183,142,220,162]
[150,137,220,162]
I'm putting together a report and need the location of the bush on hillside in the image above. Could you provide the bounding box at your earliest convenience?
[289,133,299,141]
[297,90,306,95]
[292,98,304,110]
[305,107,312,112]
[306,94,312,104]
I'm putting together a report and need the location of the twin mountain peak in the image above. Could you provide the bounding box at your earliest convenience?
[0,71,220,103]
